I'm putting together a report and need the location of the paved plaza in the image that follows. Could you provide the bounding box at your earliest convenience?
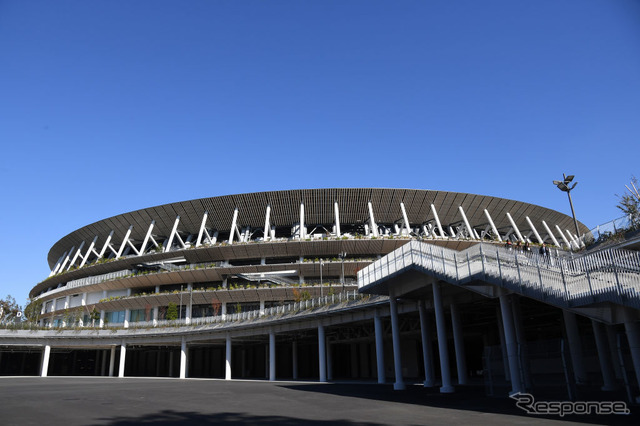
[0,377,637,425]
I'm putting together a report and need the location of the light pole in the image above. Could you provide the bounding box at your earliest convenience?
[553,174,581,248]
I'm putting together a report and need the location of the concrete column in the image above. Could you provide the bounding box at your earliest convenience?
[109,346,116,376]
[269,331,276,381]
[260,300,265,316]
[418,301,435,387]
[180,337,187,379]
[225,334,232,380]
[318,324,327,382]
[606,325,623,379]
[496,308,510,381]
[499,294,524,395]
[153,307,159,326]
[624,316,640,402]
[99,310,105,328]
[374,311,386,384]
[292,340,298,380]
[512,296,532,390]
[101,349,107,376]
[118,341,126,378]
[563,311,587,384]
[389,296,405,390]
[124,309,130,328]
[221,302,227,320]
[433,282,454,393]
[41,344,51,377]
[590,320,616,391]
[450,304,467,385]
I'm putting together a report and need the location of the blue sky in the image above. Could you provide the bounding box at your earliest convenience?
[1,0,639,306]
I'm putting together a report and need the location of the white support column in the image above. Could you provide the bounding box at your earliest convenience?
[368,201,379,237]
[389,296,405,390]
[79,236,98,268]
[623,313,640,402]
[116,226,133,259]
[59,246,75,272]
[118,341,126,378]
[180,337,187,379]
[41,344,51,377]
[263,204,271,242]
[152,306,158,326]
[99,310,105,328]
[555,224,571,249]
[563,311,587,384]
[229,207,239,245]
[292,340,298,380]
[318,323,327,382]
[334,200,341,237]
[299,202,305,240]
[499,294,524,395]
[565,229,579,249]
[221,302,227,320]
[458,206,473,239]
[269,330,276,381]
[400,202,411,236]
[136,220,155,255]
[374,311,386,384]
[506,213,523,242]
[165,216,181,252]
[430,204,446,238]
[67,240,85,270]
[259,300,265,316]
[50,252,67,276]
[225,333,232,380]
[97,230,115,259]
[418,301,435,387]
[450,303,468,385]
[541,221,561,247]
[109,346,116,376]
[124,309,130,328]
[592,320,617,391]
[525,217,543,244]
[196,211,209,247]
[433,282,454,393]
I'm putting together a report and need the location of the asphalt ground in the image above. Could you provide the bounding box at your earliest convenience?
[0,377,637,425]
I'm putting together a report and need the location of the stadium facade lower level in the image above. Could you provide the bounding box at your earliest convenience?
[2,188,639,403]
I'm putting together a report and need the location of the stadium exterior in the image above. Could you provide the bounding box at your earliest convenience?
[2,188,640,402]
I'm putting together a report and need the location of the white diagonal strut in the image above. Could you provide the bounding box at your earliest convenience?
[79,236,98,268]
[229,207,239,245]
[59,246,75,272]
[458,206,473,239]
[116,226,133,259]
[67,240,85,270]
[299,202,305,240]
[525,216,543,244]
[506,212,523,242]
[400,202,411,236]
[368,201,379,237]
[542,220,560,247]
[484,209,502,242]
[98,230,115,259]
[555,224,571,248]
[50,252,67,276]
[165,216,180,252]
[430,204,446,238]
[263,205,271,242]
[196,211,208,247]
[334,200,341,238]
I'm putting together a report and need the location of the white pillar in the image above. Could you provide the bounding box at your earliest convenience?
[334,200,341,237]
[269,331,276,381]
[374,311,386,384]
[292,340,298,380]
[109,346,116,377]
[41,344,51,377]
[506,212,523,242]
[458,206,474,239]
[124,309,130,328]
[418,301,435,387]
[542,220,561,247]
[430,204,446,238]
[180,337,187,379]
[525,216,543,244]
[259,300,265,316]
[229,207,239,245]
[433,282,454,393]
[318,323,327,382]
[450,303,467,385]
[263,204,271,241]
[368,201,379,237]
[389,296,405,390]
[153,307,159,326]
[590,320,616,391]
[624,315,640,402]
[484,209,502,241]
[400,202,411,236]
[563,311,587,384]
[499,294,524,395]
[299,202,305,239]
[118,341,126,378]
[196,211,208,247]
[225,334,232,380]
[555,224,571,249]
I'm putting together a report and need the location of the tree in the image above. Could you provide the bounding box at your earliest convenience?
[166,302,178,321]
[23,298,43,323]
[0,295,22,324]
[616,176,640,226]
